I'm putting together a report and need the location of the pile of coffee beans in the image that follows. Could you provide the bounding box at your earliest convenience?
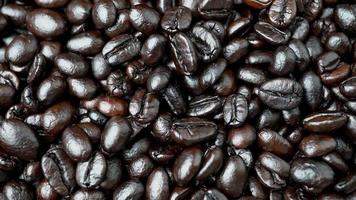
[0,0,355,199]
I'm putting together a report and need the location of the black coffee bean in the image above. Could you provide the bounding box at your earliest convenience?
[169,32,198,75]
[171,117,217,145]
[76,152,106,188]
[173,146,202,186]
[0,119,39,161]
[41,146,75,196]
[268,0,297,28]
[191,25,221,63]
[254,21,290,45]
[102,34,141,66]
[269,46,296,75]
[92,0,117,29]
[5,34,38,65]
[223,94,248,127]
[113,180,144,200]
[161,6,192,33]
[67,31,104,56]
[62,125,92,162]
[258,78,303,110]
[26,9,67,39]
[129,4,160,35]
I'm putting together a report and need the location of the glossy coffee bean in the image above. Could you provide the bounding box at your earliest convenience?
[199,58,227,90]
[195,146,224,181]
[198,0,232,19]
[140,34,167,65]
[258,129,293,157]
[254,21,290,45]
[76,151,106,188]
[129,4,160,35]
[161,6,192,33]
[55,52,89,77]
[36,180,60,200]
[269,46,296,75]
[92,0,116,29]
[173,146,202,186]
[62,125,92,162]
[113,180,144,200]
[66,0,92,24]
[3,181,33,200]
[268,0,296,28]
[41,146,75,196]
[228,124,256,148]
[258,78,303,110]
[223,94,248,127]
[147,66,171,92]
[67,31,104,56]
[171,117,217,145]
[0,119,39,161]
[187,95,222,117]
[335,4,356,33]
[5,34,38,66]
[71,190,105,200]
[26,9,67,39]
[217,156,247,198]
[169,32,198,75]
[291,158,335,191]
[303,112,348,133]
[146,167,170,200]
[223,38,249,64]
[299,134,336,157]
[101,116,131,155]
[191,25,221,63]
[102,34,141,65]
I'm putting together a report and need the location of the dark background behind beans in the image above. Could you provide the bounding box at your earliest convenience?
[0,0,355,199]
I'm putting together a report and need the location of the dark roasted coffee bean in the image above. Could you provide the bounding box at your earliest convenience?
[317,51,340,74]
[320,62,351,86]
[303,112,348,133]
[0,119,39,161]
[102,34,141,65]
[198,0,232,19]
[228,124,256,148]
[217,156,247,198]
[258,129,293,157]
[187,95,222,117]
[95,96,128,117]
[162,84,187,116]
[1,4,28,27]
[322,152,349,174]
[41,146,75,196]
[129,88,160,123]
[129,4,160,35]
[122,138,150,161]
[161,6,192,33]
[147,66,172,92]
[35,0,68,8]
[105,10,131,38]
[268,0,296,28]
[5,34,38,66]
[152,112,173,142]
[67,31,104,56]
[71,189,105,200]
[299,0,323,21]
[243,0,272,9]
[191,25,221,63]
[340,77,356,100]
[334,4,356,34]
[36,74,66,106]
[100,157,122,190]
[126,59,152,84]
[254,22,290,45]
[67,77,98,99]
[140,34,167,65]
[66,0,92,24]
[128,155,154,178]
[113,180,144,200]
[101,116,131,155]
[223,94,248,126]
[102,69,132,97]
[3,181,33,200]
[269,46,296,75]
[290,158,335,191]
[195,146,224,181]
[199,58,227,90]
[146,167,170,200]
[91,53,111,80]
[300,70,323,110]
[299,134,336,157]
[36,180,60,200]
[169,32,198,75]
[173,146,202,186]
[55,52,89,77]
[92,0,116,29]
[245,50,273,65]
[258,78,303,110]
[325,32,351,55]
[171,117,217,145]
[334,173,356,194]
[26,9,67,39]
[62,125,92,161]
[223,38,249,64]
[76,151,106,188]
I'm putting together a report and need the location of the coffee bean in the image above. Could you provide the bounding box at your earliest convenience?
[258,78,303,110]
